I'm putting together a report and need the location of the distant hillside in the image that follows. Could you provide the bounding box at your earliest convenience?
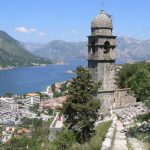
[0,30,52,66]
[117,36,150,63]
[33,40,87,61]
[30,37,150,63]
[22,42,44,52]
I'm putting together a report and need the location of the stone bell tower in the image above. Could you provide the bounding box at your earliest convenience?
[88,10,117,112]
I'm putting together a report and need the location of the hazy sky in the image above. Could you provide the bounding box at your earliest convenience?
[0,0,150,43]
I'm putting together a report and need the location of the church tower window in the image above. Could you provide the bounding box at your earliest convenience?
[104,41,110,53]
[90,40,95,54]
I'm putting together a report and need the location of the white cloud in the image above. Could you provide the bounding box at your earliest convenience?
[37,32,46,36]
[71,29,81,35]
[14,27,29,33]
[14,27,37,33]
[14,27,46,36]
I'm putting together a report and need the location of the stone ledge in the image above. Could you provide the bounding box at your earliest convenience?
[101,121,116,150]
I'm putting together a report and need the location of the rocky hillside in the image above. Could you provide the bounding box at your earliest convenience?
[0,30,52,66]
[30,37,150,63]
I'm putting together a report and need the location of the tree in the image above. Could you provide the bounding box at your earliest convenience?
[23,93,27,99]
[29,104,39,114]
[127,68,150,107]
[53,91,62,98]
[21,117,42,128]
[53,128,75,150]
[51,84,56,93]
[62,66,100,144]
[4,92,13,98]
[3,137,37,150]
[21,117,32,127]
[60,82,68,92]
[48,108,53,115]
[36,92,44,100]
[116,62,150,88]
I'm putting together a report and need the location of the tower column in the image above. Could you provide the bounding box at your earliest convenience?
[88,10,117,113]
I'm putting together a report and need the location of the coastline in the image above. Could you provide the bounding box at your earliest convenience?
[0,60,87,96]
[0,66,15,71]
[0,63,53,71]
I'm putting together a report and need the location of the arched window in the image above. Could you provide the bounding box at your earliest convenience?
[90,40,95,54]
[104,41,110,53]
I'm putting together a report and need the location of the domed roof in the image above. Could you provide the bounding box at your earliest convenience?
[91,10,112,28]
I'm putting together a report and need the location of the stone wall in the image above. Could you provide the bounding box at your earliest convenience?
[113,89,136,109]
[49,112,63,142]
[98,63,115,90]
[98,91,114,114]
[88,48,116,61]
[91,28,112,36]
[97,89,136,114]
[88,37,116,45]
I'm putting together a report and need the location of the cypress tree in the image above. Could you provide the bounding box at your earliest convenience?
[62,66,100,143]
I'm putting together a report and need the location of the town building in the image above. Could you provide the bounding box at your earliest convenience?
[25,93,40,106]
[39,96,67,111]
[88,10,136,113]
[0,97,18,112]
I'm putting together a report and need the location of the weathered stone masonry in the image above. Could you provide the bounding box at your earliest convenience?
[88,10,136,113]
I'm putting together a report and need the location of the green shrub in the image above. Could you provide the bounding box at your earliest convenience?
[71,121,112,150]
[128,113,150,143]
[136,112,150,122]
[53,128,76,150]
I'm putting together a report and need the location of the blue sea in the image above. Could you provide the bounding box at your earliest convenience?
[0,60,87,96]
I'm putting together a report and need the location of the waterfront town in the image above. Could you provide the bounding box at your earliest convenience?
[0,65,150,149]
[0,79,150,149]
[0,1,150,149]
[0,81,68,144]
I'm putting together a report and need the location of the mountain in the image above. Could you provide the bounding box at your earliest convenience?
[33,40,87,61]
[30,37,150,63]
[116,36,150,63]
[0,30,52,66]
[22,42,44,52]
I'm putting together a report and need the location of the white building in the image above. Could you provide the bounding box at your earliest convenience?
[0,97,18,112]
[25,93,40,106]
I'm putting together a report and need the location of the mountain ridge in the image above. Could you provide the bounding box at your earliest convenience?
[32,40,87,61]
[0,30,52,66]
[24,36,150,63]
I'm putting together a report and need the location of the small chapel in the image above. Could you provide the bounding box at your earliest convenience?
[88,10,136,113]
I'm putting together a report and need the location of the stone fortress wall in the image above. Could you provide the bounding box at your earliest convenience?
[113,89,136,109]
[98,88,136,113]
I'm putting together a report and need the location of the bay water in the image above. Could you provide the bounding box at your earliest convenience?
[0,60,87,96]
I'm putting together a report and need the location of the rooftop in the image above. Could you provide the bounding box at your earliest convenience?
[91,10,112,29]
[26,93,40,97]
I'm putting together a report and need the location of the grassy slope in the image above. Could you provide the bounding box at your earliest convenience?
[71,121,112,150]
